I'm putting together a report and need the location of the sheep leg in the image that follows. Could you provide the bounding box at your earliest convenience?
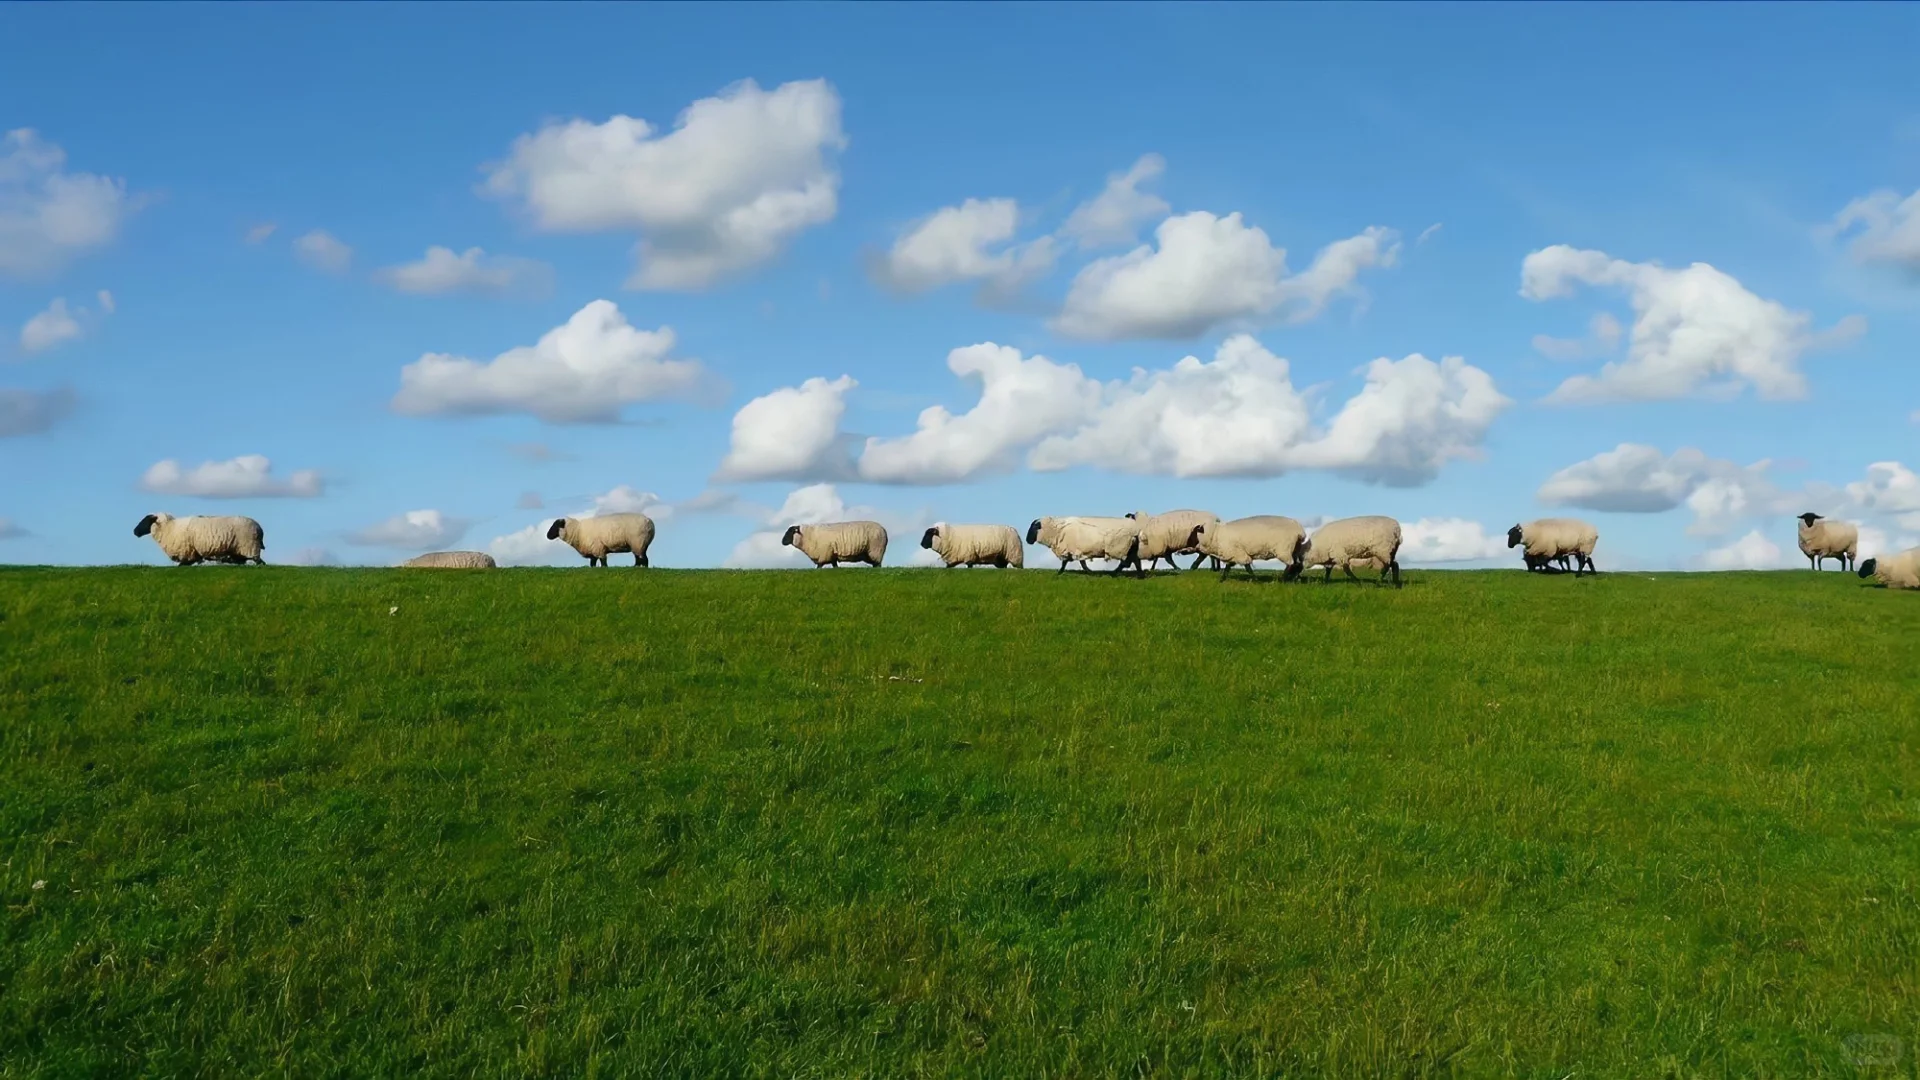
[1056,560,1068,575]
[635,553,647,567]
[1388,560,1402,588]
[1343,564,1361,583]
[1218,562,1232,581]
[1323,565,1334,583]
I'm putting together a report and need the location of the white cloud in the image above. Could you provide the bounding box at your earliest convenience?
[487,522,566,567]
[286,547,339,567]
[868,198,1055,297]
[294,229,352,274]
[1416,223,1443,244]
[1845,461,1920,533]
[0,517,25,539]
[348,508,469,550]
[1399,518,1508,563]
[1830,187,1920,270]
[1052,213,1398,340]
[19,298,81,353]
[391,299,706,423]
[723,483,930,568]
[0,386,75,436]
[96,289,113,314]
[0,129,137,280]
[1029,337,1507,486]
[244,223,278,245]
[374,246,553,296]
[589,484,670,518]
[859,344,1101,485]
[1699,530,1787,571]
[1521,245,1858,403]
[1531,311,1622,362]
[715,374,857,482]
[1536,443,1785,534]
[1059,153,1169,249]
[140,454,325,499]
[480,78,846,290]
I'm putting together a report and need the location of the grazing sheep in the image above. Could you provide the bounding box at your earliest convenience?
[1128,509,1221,570]
[1797,512,1859,571]
[133,513,265,566]
[1026,516,1142,575]
[1190,516,1308,580]
[547,513,655,567]
[1301,515,1403,587]
[1857,547,1920,590]
[1507,518,1600,576]
[782,521,888,567]
[920,523,1023,568]
[402,551,496,569]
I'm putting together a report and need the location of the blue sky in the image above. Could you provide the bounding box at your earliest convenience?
[3,2,1917,569]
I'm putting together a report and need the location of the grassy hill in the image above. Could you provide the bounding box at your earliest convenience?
[2,566,1916,1076]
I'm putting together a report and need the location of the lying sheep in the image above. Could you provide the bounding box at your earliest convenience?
[1507,518,1599,576]
[920,523,1023,568]
[782,521,888,567]
[1797,512,1858,571]
[547,513,655,567]
[1857,547,1920,590]
[402,551,496,569]
[133,513,266,566]
[1026,516,1141,575]
[1301,515,1403,587]
[1191,516,1307,580]
[1129,509,1221,570]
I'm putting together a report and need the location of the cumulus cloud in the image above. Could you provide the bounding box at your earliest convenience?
[1059,153,1169,249]
[1052,213,1398,340]
[487,522,564,567]
[1398,518,1508,563]
[1829,187,1920,271]
[1520,245,1859,402]
[723,483,929,568]
[348,509,470,550]
[1536,443,1784,534]
[0,386,75,437]
[715,374,858,482]
[0,517,26,539]
[868,198,1055,298]
[1845,461,1920,531]
[1028,337,1507,486]
[392,299,706,423]
[1531,311,1622,362]
[140,454,325,499]
[0,129,138,280]
[294,229,352,274]
[480,78,846,290]
[18,290,113,354]
[861,344,1101,484]
[374,246,553,296]
[1698,530,1788,571]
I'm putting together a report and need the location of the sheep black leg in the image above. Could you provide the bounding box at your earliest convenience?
[1189,553,1207,571]
[1389,560,1402,588]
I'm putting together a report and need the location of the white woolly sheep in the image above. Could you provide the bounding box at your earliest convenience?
[1797,512,1859,572]
[920,523,1023,568]
[1857,547,1920,590]
[782,521,888,567]
[402,551,497,569]
[1506,518,1599,576]
[547,513,655,567]
[1128,509,1221,570]
[1190,516,1308,580]
[1301,515,1403,587]
[133,513,266,566]
[1025,516,1142,575]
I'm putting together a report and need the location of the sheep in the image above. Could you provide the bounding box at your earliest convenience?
[546,513,655,567]
[1797,512,1858,571]
[1128,509,1221,570]
[1190,516,1308,580]
[1857,547,1920,590]
[133,513,266,566]
[1025,516,1142,575]
[920,523,1023,568]
[1506,518,1599,576]
[782,521,888,567]
[1300,515,1403,586]
[402,551,496,569]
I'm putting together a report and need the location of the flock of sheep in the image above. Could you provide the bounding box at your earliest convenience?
[127,507,1919,588]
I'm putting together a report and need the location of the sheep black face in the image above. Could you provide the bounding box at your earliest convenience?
[920,527,939,549]
[1506,525,1524,548]
[545,519,566,540]
[1798,512,1822,527]
[1858,558,1877,579]
[781,526,802,547]
[134,514,158,538]
[1025,520,1042,544]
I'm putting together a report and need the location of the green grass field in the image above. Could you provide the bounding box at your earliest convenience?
[2,566,1916,1076]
